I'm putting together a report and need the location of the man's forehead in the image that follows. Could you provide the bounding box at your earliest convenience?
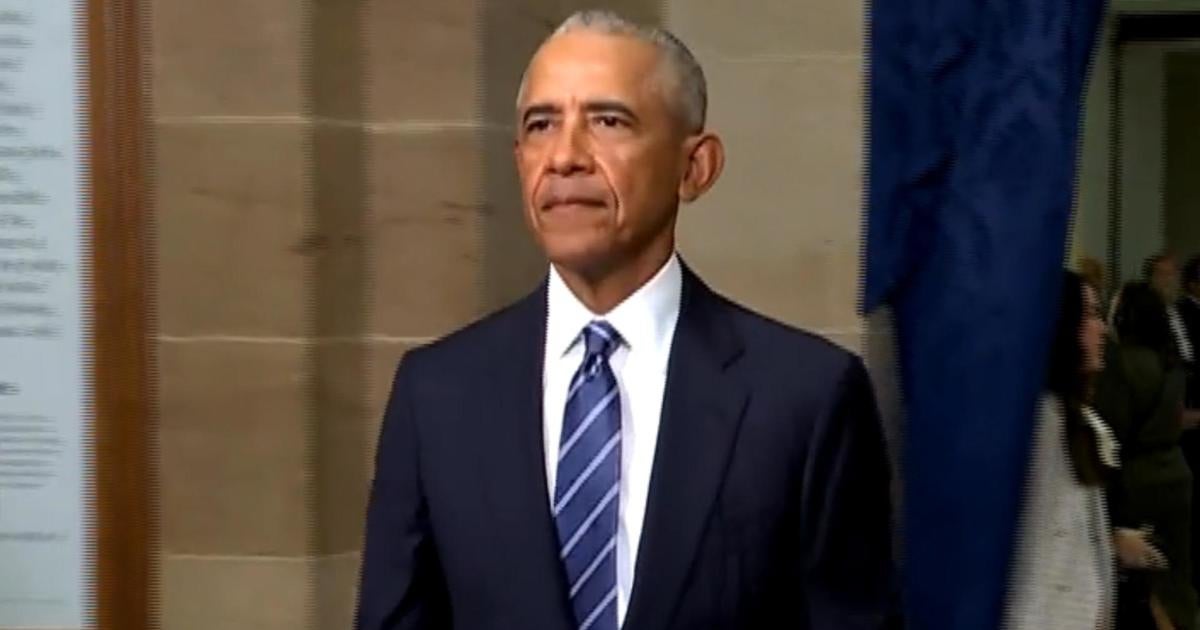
[523,31,662,93]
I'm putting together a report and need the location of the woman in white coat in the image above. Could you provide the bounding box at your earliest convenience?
[1006,271,1166,630]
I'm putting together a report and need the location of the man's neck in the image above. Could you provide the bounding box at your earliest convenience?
[555,242,675,315]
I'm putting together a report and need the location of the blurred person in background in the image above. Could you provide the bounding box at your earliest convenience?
[1080,255,1109,309]
[1110,282,1128,340]
[1146,255,1195,376]
[1097,282,1199,630]
[1180,255,1200,389]
[1006,271,1128,629]
[1178,255,1200,600]
[1180,257,1200,375]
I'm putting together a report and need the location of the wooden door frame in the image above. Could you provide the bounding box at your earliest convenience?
[88,0,154,628]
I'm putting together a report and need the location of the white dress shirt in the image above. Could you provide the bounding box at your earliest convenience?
[543,253,682,627]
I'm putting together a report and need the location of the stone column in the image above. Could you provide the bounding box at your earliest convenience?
[154,0,314,625]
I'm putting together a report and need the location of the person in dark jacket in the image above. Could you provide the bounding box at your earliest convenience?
[1178,255,1200,600]
[1097,281,1198,629]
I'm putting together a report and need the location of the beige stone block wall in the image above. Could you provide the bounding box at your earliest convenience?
[153,0,563,627]
[153,0,314,626]
[665,0,866,349]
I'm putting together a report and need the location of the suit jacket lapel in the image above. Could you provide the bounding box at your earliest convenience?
[623,267,749,630]
[471,282,574,630]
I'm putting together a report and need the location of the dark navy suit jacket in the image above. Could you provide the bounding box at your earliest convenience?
[355,266,897,630]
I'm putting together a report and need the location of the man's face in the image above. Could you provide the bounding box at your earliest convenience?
[1151,258,1180,302]
[514,31,691,278]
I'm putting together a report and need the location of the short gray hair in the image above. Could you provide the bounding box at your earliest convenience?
[516,10,708,132]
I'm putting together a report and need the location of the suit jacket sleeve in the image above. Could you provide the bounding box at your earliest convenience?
[799,356,899,629]
[355,354,451,630]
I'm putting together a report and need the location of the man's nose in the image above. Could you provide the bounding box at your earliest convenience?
[548,118,594,175]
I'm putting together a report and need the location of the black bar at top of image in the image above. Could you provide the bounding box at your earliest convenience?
[1117,12,1200,43]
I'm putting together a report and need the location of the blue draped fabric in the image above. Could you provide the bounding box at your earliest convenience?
[864,1,1106,628]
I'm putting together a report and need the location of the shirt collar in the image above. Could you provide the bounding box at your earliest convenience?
[546,253,683,359]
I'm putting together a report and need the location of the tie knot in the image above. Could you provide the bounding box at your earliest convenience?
[581,321,621,360]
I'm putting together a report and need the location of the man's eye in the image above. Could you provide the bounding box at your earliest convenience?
[595,115,625,128]
[525,119,551,133]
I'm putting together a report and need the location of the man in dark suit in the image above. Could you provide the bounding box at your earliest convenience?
[355,9,896,630]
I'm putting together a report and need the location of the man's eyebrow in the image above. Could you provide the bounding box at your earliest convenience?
[583,100,638,121]
[520,100,639,124]
[521,103,560,124]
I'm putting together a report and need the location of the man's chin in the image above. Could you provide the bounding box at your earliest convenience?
[544,243,619,280]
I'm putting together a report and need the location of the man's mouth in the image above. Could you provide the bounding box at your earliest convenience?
[543,197,606,210]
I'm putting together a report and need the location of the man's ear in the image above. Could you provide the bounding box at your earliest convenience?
[678,132,725,203]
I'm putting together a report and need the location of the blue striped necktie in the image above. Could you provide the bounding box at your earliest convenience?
[554,320,622,630]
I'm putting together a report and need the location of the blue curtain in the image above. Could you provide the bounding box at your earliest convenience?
[864,1,1106,628]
